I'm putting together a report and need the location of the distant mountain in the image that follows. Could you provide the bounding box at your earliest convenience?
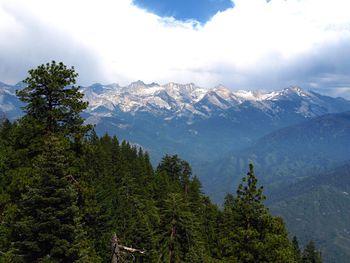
[2,80,350,169]
[82,81,350,120]
[79,82,350,164]
[269,162,350,263]
[0,82,24,120]
[3,79,350,122]
[203,111,350,202]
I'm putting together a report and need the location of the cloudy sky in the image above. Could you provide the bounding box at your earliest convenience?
[0,0,350,98]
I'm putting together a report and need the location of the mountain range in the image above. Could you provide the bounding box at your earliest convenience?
[3,80,350,165]
[81,81,350,165]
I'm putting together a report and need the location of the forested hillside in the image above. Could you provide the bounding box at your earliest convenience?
[269,162,350,263]
[0,62,321,262]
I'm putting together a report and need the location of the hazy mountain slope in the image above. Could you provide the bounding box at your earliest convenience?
[269,162,350,263]
[0,82,24,120]
[203,112,350,202]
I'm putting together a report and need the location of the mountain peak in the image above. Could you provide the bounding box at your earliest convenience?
[129,80,146,87]
[213,84,230,92]
[129,80,160,88]
[279,86,312,97]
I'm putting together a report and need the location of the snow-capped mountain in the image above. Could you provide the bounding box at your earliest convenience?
[2,80,350,165]
[78,81,350,164]
[82,81,208,118]
[82,81,350,120]
[3,79,348,121]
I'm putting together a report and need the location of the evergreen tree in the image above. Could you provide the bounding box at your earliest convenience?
[221,163,295,263]
[16,61,90,140]
[219,193,237,260]
[302,241,322,263]
[200,196,221,260]
[159,193,205,263]
[157,154,191,192]
[11,135,81,262]
[292,236,302,263]
[156,155,210,262]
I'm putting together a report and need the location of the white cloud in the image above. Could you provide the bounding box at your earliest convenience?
[0,0,350,94]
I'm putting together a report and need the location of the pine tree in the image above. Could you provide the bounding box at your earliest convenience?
[292,236,302,263]
[219,193,237,260]
[157,154,191,192]
[159,193,204,263]
[16,61,91,139]
[201,196,221,260]
[156,155,209,262]
[11,135,81,262]
[302,241,322,263]
[221,163,295,263]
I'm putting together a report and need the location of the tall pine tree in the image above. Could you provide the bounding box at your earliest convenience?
[302,241,322,263]
[11,136,81,262]
[220,163,295,263]
[16,61,90,141]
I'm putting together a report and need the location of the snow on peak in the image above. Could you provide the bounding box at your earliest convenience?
[213,85,235,99]
[83,81,319,118]
[276,86,314,99]
[84,81,209,115]
[232,90,279,102]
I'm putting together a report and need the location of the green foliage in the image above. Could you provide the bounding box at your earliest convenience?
[302,241,322,263]
[219,164,296,263]
[292,236,302,263]
[11,135,80,262]
[16,61,90,139]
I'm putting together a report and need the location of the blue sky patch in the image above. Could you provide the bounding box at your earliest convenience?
[133,0,234,23]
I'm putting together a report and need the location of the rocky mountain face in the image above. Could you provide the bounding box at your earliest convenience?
[3,79,350,124]
[82,81,350,120]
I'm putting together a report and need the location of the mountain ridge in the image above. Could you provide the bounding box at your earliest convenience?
[2,80,350,121]
[82,82,350,119]
[203,111,350,202]
[2,80,350,166]
[269,161,350,263]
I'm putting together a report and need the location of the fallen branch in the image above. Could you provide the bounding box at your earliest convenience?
[111,233,146,262]
[118,244,146,254]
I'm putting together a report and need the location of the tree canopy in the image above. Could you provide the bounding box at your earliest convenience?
[16,61,90,139]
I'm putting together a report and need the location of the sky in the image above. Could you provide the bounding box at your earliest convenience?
[0,0,350,98]
[133,0,233,23]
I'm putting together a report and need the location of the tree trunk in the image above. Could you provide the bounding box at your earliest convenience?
[111,233,119,263]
